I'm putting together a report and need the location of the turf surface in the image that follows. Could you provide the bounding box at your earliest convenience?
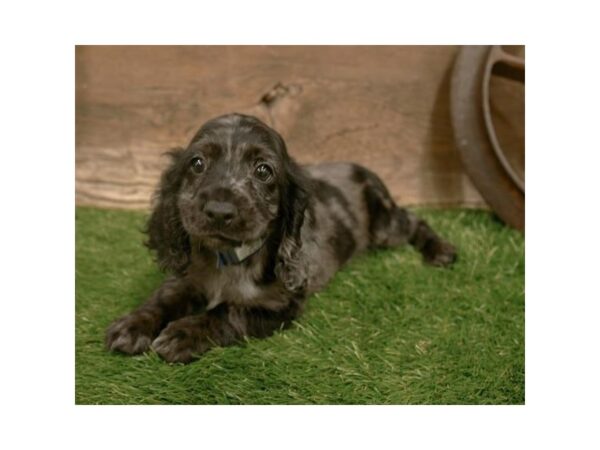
[75,207,524,404]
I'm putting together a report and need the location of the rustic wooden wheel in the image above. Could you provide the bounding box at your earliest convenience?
[450,45,525,231]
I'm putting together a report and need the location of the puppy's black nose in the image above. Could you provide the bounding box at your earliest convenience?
[204,200,238,225]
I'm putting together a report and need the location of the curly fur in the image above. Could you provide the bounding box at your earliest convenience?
[106,113,457,363]
[145,149,191,274]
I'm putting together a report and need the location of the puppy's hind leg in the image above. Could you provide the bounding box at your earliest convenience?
[356,164,457,267]
[393,207,457,267]
[363,187,456,267]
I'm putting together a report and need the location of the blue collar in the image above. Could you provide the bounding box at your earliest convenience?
[215,237,266,268]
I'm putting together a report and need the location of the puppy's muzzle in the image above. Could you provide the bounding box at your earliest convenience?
[203,200,238,226]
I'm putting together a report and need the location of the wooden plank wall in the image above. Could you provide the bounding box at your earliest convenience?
[76,45,488,210]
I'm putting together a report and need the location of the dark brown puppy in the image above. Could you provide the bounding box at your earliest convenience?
[106,113,457,363]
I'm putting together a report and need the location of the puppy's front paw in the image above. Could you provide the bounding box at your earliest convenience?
[424,240,457,268]
[105,311,159,355]
[151,316,210,364]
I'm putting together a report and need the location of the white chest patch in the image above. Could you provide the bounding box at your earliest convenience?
[204,265,262,310]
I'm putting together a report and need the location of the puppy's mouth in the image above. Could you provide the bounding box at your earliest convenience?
[184,219,271,251]
[202,233,243,249]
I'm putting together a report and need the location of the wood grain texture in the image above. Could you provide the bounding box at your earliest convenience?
[76,45,489,210]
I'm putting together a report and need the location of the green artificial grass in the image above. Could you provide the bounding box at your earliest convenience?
[75,207,524,404]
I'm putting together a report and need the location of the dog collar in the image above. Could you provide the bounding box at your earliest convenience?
[215,237,266,268]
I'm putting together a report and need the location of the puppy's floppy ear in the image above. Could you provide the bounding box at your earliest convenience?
[275,156,312,293]
[145,148,191,275]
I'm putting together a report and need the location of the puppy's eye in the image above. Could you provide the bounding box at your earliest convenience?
[190,157,205,174]
[255,163,273,181]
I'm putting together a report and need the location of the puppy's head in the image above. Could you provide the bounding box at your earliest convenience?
[146,113,309,275]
